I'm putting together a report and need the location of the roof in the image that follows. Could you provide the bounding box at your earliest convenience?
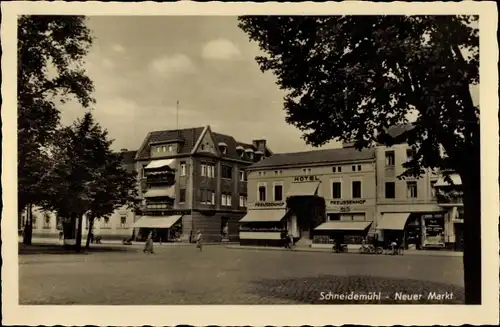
[135,126,263,162]
[248,147,375,169]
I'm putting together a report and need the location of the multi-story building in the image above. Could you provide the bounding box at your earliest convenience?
[241,147,377,247]
[23,149,138,241]
[132,125,272,243]
[374,125,457,249]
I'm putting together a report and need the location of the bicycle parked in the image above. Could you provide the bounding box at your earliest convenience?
[332,242,348,253]
[359,243,384,255]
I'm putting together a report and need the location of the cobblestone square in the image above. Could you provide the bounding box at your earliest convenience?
[19,244,465,305]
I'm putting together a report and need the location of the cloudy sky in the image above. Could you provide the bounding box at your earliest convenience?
[59,16,342,153]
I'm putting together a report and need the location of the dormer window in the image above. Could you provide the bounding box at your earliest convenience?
[245,148,254,160]
[218,142,228,155]
[236,145,244,157]
[255,150,264,161]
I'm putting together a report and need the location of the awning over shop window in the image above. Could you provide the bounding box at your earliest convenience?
[315,221,372,232]
[145,158,176,170]
[435,173,462,187]
[133,215,182,228]
[239,209,287,223]
[286,181,321,198]
[143,186,176,198]
[376,213,411,230]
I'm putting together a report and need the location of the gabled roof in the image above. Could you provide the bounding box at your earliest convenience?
[248,147,375,170]
[135,126,263,162]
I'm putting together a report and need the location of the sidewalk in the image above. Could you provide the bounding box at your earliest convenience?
[225,245,464,257]
[23,237,238,247]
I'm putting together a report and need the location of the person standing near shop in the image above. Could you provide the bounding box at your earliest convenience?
[143,231,154,254]
[195,230,204,252]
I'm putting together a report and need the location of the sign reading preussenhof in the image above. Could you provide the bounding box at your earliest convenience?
[255,202,285,207]
[330,199,366,205]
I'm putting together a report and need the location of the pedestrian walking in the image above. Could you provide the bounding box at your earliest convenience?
[195,230,203,252]
[143,231,154,254]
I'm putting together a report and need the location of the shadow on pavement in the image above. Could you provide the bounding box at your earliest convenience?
[18,243,137,255]
[251,275,465,304]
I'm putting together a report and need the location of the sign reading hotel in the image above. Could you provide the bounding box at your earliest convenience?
[293,175,320,183]
[330,199,366,205]
[255,202,285,207]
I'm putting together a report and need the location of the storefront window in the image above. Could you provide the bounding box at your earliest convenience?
[422,214,445,247]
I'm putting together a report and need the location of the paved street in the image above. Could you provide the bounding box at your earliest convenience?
[19,244,464,304]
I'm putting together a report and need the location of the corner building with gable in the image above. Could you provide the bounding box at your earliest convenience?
[133,125,272,243]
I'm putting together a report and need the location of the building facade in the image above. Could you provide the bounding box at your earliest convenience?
[25,149,138,241]
[241,147,377,247]
[132,125,272,243]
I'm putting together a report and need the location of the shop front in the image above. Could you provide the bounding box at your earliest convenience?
[312,220,373,248]
[133,214,184,242]
[376,212,411,248]
[239,208,289,246]
[421,212,446,249]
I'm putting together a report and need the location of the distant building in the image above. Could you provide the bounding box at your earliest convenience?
[241,147,377,247]
[24,149,138,241]
[132,125,272,243]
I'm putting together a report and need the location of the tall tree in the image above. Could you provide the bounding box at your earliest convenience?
[43,112,138,252]
[238,15,480,304]
[18,15,95,244]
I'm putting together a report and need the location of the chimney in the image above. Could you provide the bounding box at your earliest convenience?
[252,139,267,152]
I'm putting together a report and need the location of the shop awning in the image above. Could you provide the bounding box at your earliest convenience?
[133,215,182,228]
[377,213,411,230]
[315,221,372,232]
[239,209,287,223]
[286,181,321,198]
[143,186,175,198]
[145,158,175,170]
[435,174,462,187]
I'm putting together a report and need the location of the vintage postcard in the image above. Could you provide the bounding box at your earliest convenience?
[1,1,499,326]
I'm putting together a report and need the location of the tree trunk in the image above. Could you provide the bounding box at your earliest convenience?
[75,213,84,253]
[85,217,94,249]
[22,203,33,245]
[460,149,482,304]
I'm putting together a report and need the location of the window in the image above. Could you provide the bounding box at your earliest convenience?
[162,146,166,152]
[179,189,186,203]
[352,181,362,198]
[406,149,414,161]
[274,170,278,175]
[206,164,215,178]
[332,182,342,199]
[201,190,215,205]
[120,216,127,228]
[338,166,342,173]
[103,217,110,228]
[222,165,233,179]
[352,165,356,172]
[156,147,161,152]
[222,194,232,207]
[385,151,395,166]
[407,182,418,198]
[180,162,187,176]
[302,168,307,174]
[328,213,341,221]
[258,185,266,201]
[357,165,362,171]
[274,184,283,201]
[168,145,173,152]
[211,192,215,205]
[430,180,437,198]
[141,164,147,178]
[239,170,246,182]
[332,167,336,173]
[385,182,396,198]
[239,195,247,207]
[200,144,205,151]
[201,164,207,177]
[43,213,51,229]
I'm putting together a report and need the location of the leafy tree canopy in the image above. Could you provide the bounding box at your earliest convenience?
[18,15,95,211]
[238,15,479,177]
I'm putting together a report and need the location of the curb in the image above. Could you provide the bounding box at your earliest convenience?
[225,245,463,257]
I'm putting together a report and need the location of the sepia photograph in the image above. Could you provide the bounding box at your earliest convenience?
[1,1,498,326]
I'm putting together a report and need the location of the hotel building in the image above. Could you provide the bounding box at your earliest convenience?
[241,125,465,251]
[241,147,377,247]
[132,125,272,243]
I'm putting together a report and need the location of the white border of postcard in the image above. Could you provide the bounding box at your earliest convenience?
[2,1,499,326]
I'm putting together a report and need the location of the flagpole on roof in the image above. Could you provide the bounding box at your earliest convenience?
[176,100,179,130]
